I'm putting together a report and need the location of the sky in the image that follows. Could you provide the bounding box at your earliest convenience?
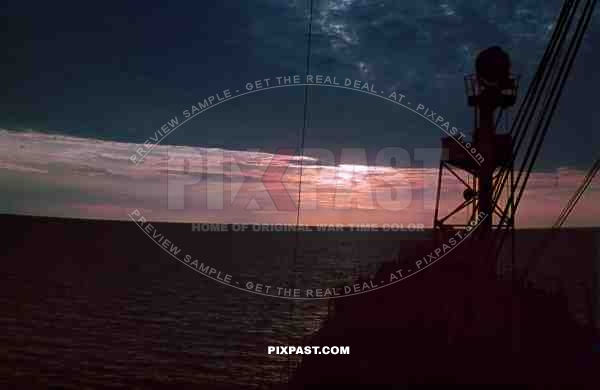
[1,0,599,227]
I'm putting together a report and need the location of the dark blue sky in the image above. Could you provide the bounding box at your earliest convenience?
[2,0,599,169]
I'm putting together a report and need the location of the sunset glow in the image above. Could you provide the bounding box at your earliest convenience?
[1,129,598,228]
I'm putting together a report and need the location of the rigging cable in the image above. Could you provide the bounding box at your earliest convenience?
[523,157,599,280]
[491,0,576,222]
[468,0,578,256]
[288,0,315,379]
[489,0,597,265]
[554,158,600,228]
[469,0,577,248]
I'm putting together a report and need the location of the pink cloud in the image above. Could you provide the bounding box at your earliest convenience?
[0,129,598,227]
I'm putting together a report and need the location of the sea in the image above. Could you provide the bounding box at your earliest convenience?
[1,214,598,388]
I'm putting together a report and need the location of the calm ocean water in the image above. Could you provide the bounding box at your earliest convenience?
[1,217,427,388]
[1,216,597,387]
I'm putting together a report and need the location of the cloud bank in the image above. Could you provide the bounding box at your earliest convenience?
[1,129,598,227]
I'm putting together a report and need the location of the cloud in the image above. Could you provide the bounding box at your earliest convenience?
[0,128,598,227]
